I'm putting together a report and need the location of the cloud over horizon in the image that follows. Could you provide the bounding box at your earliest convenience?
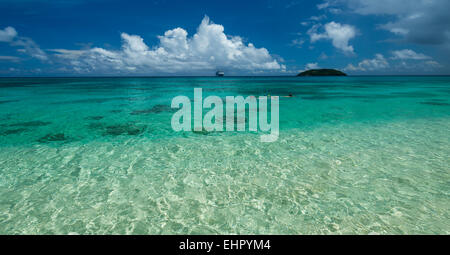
[0,26,48,61]
[50,16,285,74]
[344,49,441,73]
[391,49,431,60]
[1,1,449,76]
[318,0,450,47]
[344,54,389,71]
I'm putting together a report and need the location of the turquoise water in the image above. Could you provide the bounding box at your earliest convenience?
[0,76,449,234]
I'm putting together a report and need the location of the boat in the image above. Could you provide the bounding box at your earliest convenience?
[216,71,224,77]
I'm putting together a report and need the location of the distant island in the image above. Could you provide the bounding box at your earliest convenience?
[297,69,347,76]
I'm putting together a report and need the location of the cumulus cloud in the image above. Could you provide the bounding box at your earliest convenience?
[318,0,450,46]
[345,52,442,72]
[308,22,357,54]
[0,26,17,42]
[51,16,285,74]
[305,62,320,70]
[397,60,443,71]
[0,26,47,61]
[391,49,431,60]
[344,54,389,71]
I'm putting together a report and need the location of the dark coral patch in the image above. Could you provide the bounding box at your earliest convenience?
[301,96,331,100]
[70,167,81,177]
[420,101,450,106]
[1,128,29,135]
[103,124,145,136]
[192,129,210,135]
[10,121,51,127]
[192,128,222,136]
[87,122,105,130]
[130,104,176,115]
[0,100,19,105]
[130,109,153,115]
[87,122,146,136]
[52,97,129,105]
[391,92,437,98]
[38,133,68,143]
[85,116,104,121]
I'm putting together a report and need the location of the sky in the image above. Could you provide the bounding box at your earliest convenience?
[0,0,450,76]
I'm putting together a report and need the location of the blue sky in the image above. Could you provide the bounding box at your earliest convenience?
[0,0,449,76]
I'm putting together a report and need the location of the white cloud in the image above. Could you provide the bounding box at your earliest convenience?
[391,49,431,60]
[0,26,47,61]
[290,39,304,48]
[341,0,416,15]
[285,1,301,8]
[310,15,326,21]
[0,26,17,42]
[346,53,442,72]
[305,62,320,70]
[319,52,328,60]
[343,64,358,71]
[317,0,418,15]
[345,54,389,71]
[319,0,450,46]
[400,60,443,71]
[0,56,20,61]
[52,16,284,74]
[301,22,310,26]
[328,8,342,14]
[317,2,331,10]
[424,60,442,69]
[48,49,86,58]
[12,37,48,61]
[308,21,357,54]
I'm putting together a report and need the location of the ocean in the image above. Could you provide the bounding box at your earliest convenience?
[0,76,449,234]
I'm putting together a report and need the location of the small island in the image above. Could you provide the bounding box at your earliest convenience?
[297,69,347,76]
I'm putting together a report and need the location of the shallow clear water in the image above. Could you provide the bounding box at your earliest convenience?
[0,76,449,234]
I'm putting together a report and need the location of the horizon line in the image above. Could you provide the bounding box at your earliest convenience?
[1,74,450,78]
